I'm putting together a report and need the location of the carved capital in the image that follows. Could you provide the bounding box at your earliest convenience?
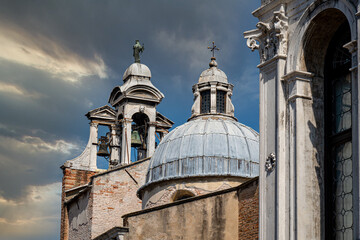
[244,4,288,63]
[90,122,98,128]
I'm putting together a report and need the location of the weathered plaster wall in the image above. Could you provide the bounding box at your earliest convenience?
[68,190,92,240]
[90,159,149,239]
[61,168,97,240]
[141,177,248,209]
[124,178,259,240]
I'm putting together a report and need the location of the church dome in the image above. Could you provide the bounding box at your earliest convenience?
[122,63,151,81]
[141,117,259,189]
[198,58,228,83]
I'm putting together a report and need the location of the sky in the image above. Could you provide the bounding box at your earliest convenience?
[0,1,260,239]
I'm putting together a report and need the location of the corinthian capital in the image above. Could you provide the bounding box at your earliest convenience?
[244,4,288,63]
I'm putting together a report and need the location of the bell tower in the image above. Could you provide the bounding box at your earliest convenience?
[63,41,173,170]
[108,40,173,165]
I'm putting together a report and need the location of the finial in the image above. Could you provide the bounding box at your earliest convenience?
[208,41,219,58]
[133,40,144,63]
[208,41,219,68]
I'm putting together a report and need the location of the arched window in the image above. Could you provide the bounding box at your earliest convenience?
[172,190,195,202]
[131,112,149,161]
[216,90,226,113]
[200,90,210,113]
[324,22,353,239]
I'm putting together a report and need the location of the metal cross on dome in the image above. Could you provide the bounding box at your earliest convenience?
[208,41,219,58]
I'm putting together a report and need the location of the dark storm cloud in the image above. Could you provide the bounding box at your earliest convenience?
[0,1,259,239]
[0,0,257,73]
[0,0,259,198]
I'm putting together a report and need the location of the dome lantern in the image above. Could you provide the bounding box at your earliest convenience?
[190,42,235,120]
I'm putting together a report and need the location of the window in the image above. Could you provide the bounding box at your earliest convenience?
[216,90,226,113]
[324,22,353,239]
[172,190,195,202]
[200,90,210,113]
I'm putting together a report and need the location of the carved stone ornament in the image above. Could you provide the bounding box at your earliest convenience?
[244,4,288,63]
[265,152,276,171]
[139,105,145,113]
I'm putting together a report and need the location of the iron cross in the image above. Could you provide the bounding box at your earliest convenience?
[208,41,219,58]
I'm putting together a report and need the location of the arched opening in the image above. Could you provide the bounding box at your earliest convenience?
[302,9,349,76]
[302,9,353,239]
[96,124,111,170]
[324,21,353,239]
[172,190,195,202]
[131,112,149,161]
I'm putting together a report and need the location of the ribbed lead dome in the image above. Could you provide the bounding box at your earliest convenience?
[144,118,259,187]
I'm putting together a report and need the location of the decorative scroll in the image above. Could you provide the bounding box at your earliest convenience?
[265,152,276,171]
[244,4,288,63]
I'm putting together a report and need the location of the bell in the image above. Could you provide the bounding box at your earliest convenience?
[97,136,110,157]
[131,130,142,147]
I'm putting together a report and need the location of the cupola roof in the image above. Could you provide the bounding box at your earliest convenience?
[122,63,151,81]
[198,57,228,84]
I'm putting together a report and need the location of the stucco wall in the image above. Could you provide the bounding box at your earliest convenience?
[68,190,92,240]
[90,158,149,239]
[124,178,259,240]
[61,168,97,240]
[141,177,248,209]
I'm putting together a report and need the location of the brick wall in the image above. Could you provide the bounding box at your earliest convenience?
[90,159,149,239]
[60,167,97,240]
[238,180,259,240]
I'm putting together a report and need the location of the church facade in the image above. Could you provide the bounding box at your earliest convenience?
[244,0,360,239]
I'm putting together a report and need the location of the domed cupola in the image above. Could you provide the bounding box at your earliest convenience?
[190,48,235,120]
[138,42,259,209]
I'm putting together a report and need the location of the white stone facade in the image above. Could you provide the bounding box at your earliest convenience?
[245,0,359,239]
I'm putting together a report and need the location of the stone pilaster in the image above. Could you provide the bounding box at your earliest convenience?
[282,71,318,240]
[109,124,121,167]
[121,119,132,165]
[146,122,156,157]
[210,83,217,114]
[89,122,99,170]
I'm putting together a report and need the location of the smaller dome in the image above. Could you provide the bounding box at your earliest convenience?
[198,59,228,83]
[123,63,151,81]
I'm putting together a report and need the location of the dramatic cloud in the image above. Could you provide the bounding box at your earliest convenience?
[0,82,43,99]
[0,22,108,82]
[0,182,61,240]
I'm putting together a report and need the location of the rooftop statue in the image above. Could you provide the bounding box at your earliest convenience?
[133,40,144,63]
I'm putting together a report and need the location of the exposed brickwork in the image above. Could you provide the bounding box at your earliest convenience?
[90,160,149,239]
[238,182,259,240]
[60,167,97,240]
